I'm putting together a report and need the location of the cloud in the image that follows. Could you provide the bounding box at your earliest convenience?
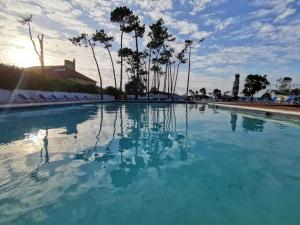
[228,18,300,46]
[180,0,226,15]
[191,31,211,39]
[275,8,296,21]
[136,0,173,12]
[46,11,94,34]
[33,0,73,13]
[175,69,235,93]
[194,45,300,69]
[3,0,43,16]
[177,21,199,34]
[214,17,237,31]
[250,0,297,22]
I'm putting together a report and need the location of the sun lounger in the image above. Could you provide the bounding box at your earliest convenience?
[16,93,36,102]
[84,96,92,100]
[17,94,29,101]
[39,94,54,101]
[51,95,58,100]
[39,94,48,100]
[64,95,76,100]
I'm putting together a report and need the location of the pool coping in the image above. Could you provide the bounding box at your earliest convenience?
[0,100,198,110]
[116,100,195,104]
[210,103,300,120]
[0,100,114,111]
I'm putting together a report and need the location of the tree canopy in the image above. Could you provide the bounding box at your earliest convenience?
[213,89,222,99]
[200,88,206,96]
[125,77,146,95]
[232,73,240,98]
[242,74,270,98]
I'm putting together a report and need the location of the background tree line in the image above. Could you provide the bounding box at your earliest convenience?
[69,6,205,100]
[189,73,299,101]
[1,9,299,99]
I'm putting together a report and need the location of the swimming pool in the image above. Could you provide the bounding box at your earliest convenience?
[0,103,300,225]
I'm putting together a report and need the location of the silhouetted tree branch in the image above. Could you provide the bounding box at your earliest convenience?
[19,15,45,75]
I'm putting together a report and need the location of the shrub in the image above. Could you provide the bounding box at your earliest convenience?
[0,63,100,94]
[103,86,123,98]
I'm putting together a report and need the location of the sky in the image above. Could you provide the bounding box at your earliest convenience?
[0,0,300,94]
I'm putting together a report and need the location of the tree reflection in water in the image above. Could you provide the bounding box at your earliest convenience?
[27,106,99,181]
[74,103,191,188]
[231,113,238,132]
[199,104,206,112]
[242,116,266,132]
[30,129,49,181]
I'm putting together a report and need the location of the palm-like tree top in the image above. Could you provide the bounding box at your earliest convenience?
[93,30,114,48]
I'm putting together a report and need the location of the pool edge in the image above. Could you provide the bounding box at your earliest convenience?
[210,103,300,120]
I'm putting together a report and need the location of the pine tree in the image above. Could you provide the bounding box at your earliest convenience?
[69,33,103,99]
[232,73,240,98]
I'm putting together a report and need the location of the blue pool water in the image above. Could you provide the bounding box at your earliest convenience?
[0,103,300,225]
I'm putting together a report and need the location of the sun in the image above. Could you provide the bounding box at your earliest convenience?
[8,38,40,68]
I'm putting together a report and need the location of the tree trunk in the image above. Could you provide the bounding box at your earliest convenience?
[89,40,103,100]
[168,62,172,99]
[170,64,176,100]
[120,31,124,92]
[107,47,117,89]
[135,32,139,100]
[157,64,161,91]
[38,35,45,76]
[92,104,103,155]
[152,69,157,90]
[147,50,151,100]
[167,63,170,98]
[163,63,168,93]
[186,47,191,101]
[173,63,180,96]
[120,106,124,137]
[28,22,45,76]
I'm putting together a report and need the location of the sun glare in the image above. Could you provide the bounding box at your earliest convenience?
[8,38,40,68]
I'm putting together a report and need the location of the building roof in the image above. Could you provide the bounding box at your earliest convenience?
[25,65,96,84]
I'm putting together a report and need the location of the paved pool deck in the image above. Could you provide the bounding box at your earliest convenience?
[0,100,113,110]
[211,102,300,119]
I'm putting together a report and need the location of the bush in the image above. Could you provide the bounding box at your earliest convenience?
[103,86,122,98]
[0,63,23,89]
[125,77,146,95]
[220,95,235,102]
[290,89,300,95]
[0,63,100,94]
